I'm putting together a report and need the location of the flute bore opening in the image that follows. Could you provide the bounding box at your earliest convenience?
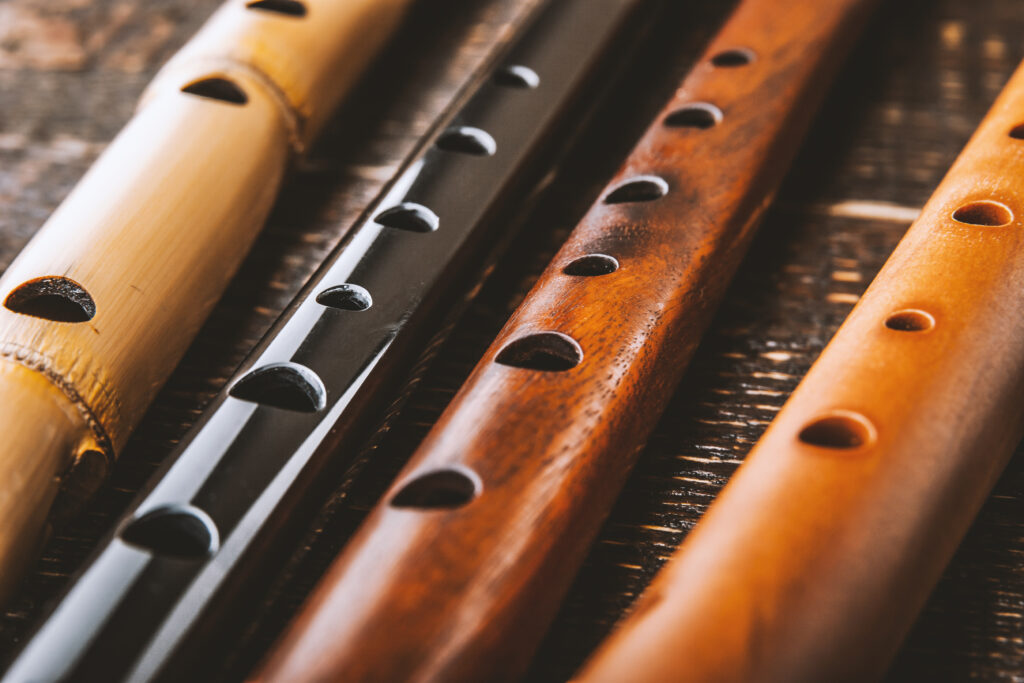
[495,332,583,371]
[885,309,934,332]
[246,0,307,17]
[391,468,480,509]
[711,48,755,67]
[798,412,874,450]
[120,504,219,559]
[4,276,96,322]
[952,200,1013,227]
[604,176,669,204]
[229,362,327,412]
[664,103,722,129]
[564,254,619,276]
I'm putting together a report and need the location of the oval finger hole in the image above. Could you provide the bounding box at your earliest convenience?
[603,175,668,204]
[391,467,480,509]
[4,276,96,322]
[952,200,1013,226]
[564,254,619,276]
[229,361,327,412]
[374,202,439,233]
[495,331,583,371]
[798,412,875,450]
[120,504,219,559]
[181,77,248,105]
[664,103,722,129]
[436,126,497,156]
[885,309,934,332]
[316,284,372,311]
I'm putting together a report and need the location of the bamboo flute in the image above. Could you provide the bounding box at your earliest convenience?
[254,1,880,681]
[0,0,411,603]
[577,56,1024,683]
[3,0,648,680]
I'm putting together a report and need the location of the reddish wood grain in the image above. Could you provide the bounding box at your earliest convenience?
[254,0,879,681]
[578,52,1024,683]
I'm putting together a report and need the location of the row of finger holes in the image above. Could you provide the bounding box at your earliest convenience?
[121,58,538,546]
[389,51,748,506]
[480,49,753,373]
[225,64,542,510]
[385,64,548,510]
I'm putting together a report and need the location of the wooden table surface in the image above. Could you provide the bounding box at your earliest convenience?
[2,0,1023,680]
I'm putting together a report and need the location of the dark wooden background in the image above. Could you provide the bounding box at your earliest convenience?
[2,0,1023,680]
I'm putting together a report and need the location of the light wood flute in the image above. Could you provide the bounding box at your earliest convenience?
[0,0,410,602]
[255,0,878,681]
[578,58,1024,683]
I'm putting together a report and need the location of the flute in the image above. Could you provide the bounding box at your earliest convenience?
[254,0,880,681]
[3,0,646,680]
[576,55,1024,683]
[0,0,411,603]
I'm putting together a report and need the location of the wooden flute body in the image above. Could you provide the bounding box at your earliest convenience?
[255,1,879,681]
[0,0,409,602]
[3,1,647,680]
[577,55,1024,683]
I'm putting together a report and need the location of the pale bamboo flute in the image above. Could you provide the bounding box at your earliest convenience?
[3,0,650,679]
[577,56,1024,683]
[0,0,411,603]
[255,0,880,681]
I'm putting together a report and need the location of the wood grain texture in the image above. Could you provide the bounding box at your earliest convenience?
[3,1,1024,681]
[254,1,878,681]
[578,55,1024,683]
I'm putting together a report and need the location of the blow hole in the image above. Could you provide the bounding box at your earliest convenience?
[181,77,248,105]
[229,361,327,412]
[391,468,480,509]
[374,202,439,233]
[316,284,372,311]
[436,126,497,156]
[495,331,583,371]
[603,175,669,204]
[4,276,96,322]
[120,504,219,559]
[564,254,619,276]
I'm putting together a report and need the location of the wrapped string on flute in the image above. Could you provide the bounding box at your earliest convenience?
[253,0,880,681]
[577,55,1024,683]
[3,0,647,679]
[0,0,412,603]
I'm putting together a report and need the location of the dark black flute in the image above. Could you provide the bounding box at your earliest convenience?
[2,0,648,680]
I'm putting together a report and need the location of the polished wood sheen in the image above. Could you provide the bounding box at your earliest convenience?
[0,0,410,603]
[577,55,1024,683]
[255,0,879,681]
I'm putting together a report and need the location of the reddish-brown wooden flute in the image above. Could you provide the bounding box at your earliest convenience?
[256,1,879,680]
[577,57,1024,683]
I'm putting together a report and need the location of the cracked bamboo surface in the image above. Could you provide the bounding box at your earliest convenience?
[0,0,410,602]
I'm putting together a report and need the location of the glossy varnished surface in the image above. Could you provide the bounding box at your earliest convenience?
[256,0,876,680]
[3,1,1024,681]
